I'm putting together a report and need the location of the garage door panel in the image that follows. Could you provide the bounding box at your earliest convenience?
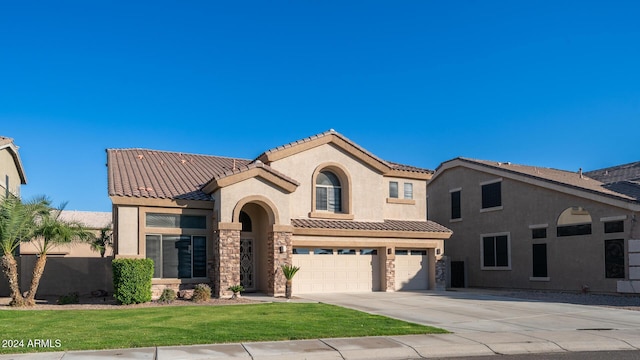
[395,252,428,291]
[293,249,380,294]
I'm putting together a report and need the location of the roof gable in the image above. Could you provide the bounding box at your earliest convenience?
[256,129,433,180]
[432,157,639,209]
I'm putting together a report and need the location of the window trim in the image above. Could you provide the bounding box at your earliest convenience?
[310,163,353,219]
[480,178,503,211]
[480,232,511,270]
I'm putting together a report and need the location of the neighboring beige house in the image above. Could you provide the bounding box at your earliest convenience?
[427,158,640,294]
[19,210,112,258]
[0,136,27,198]
[108,130,452,298]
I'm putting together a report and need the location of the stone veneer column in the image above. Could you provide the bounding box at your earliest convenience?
[435,255,448,291]
[382,247,395,292]
[213,222,241,298]
[267,225,293,296]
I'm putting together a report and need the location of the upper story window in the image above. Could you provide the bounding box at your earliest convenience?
[557,206,592,237]
[481,180,502,210]
[450,189,461,220]
[403,183,413,199]
[389,181,399,198]
[316,171,342,212]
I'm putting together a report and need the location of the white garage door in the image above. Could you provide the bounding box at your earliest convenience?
[395,249,428,291]
[292,248,380,293]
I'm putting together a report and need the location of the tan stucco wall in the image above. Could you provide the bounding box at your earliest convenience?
[428,166,634,293]
[383,176,427,220]
[116,206,140,256]
[0,147,21,197]
[268,143,426,222]
[218,177,291,224]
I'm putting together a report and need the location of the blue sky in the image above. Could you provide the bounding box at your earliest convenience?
[1,1,638,212]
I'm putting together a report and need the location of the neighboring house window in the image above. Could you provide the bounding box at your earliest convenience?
[532,244,548,277]
[404,183,413,199]
[239,211,252,232]
[146,235,206,278]
[450,190,461,220]
[316,171,342,212]
[557,207,592,237]
[481,233,510,269]
[481,180,502,209]
[604,220,624,234]
[532,228,547,239]
[389,181,399,198]
[604,239,625,278]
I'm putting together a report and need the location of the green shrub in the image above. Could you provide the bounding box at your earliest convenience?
[112,258,153,305]
[192,283,211,302]
[57,292,80,305]
[158,288,177,304]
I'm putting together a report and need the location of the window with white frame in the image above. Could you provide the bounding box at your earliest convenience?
[316,171,342,212]
[481,233,510,269]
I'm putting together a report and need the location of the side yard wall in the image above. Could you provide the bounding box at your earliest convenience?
[0,256,113,298]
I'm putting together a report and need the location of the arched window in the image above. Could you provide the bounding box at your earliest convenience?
[557,206,592,237]
[239,211,252,232]
[316,171,342,212]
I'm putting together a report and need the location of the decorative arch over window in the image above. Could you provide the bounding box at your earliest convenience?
[557,206,592,237]
[310,163,353,220]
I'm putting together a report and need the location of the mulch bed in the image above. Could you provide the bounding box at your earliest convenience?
[0,295,259,310]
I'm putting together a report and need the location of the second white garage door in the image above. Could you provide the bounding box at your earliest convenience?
[292,248,380,294]
[395,249,429,291]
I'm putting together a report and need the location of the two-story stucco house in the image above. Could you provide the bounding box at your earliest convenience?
[107,130,452,298]
[0,136,27,198]
[427,158,640,294]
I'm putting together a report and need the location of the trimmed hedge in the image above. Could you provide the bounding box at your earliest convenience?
[112,258,153,305]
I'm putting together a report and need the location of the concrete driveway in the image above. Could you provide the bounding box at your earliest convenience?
[302,290,640,333]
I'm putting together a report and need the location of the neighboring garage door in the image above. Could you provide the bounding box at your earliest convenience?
[292,248,380,293]
[395,249,428,291]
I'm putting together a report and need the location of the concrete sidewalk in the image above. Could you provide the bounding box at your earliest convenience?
[1,330,640,359]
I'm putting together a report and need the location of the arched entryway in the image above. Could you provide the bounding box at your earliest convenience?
[237,203,271,293]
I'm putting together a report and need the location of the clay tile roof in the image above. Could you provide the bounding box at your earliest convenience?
[291,218,452,233]
[0,136,13,147]
[58,210,112,229]
[454,158,637,203]
[107,149,251,200]
[585,161,640,184]
[257,129,433,175]
[208,160,300,187]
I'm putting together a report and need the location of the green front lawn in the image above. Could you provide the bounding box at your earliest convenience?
[0,303,447,354]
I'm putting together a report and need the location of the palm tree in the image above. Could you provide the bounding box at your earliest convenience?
[0,196,50,307]
[90,225,113,258]
[24,202,92,306]
[281,264,300,299]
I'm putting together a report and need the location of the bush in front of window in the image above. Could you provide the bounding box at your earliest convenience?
[112,258,153,305]
[192,283,211,303]
[158,288,177,304]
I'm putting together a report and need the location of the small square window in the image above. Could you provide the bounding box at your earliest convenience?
[389,182,398,198]
[404,183,413,199]
[604,220,624,234]
[532,228,547,239]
